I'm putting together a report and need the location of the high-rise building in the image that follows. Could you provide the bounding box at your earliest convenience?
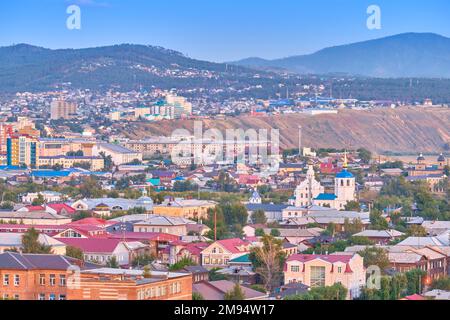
[6,134,39,168]
[50,100,78,120]
[0,123,13,153]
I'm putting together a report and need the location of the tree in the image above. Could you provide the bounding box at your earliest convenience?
[430,276,450,290]
[357,148,372,164]
[405,269,426,295]
[100,152,113,171]
[22,228,52,254]
[270,229,280,237]
[66,246,84,260]
[250,210,267,224]
[168,257,196,271]
[343,218,364,236]
[106,256,119,268]
[406,225,427,237]
[285,283,347,300]
[370,210,389,230]
[132,254,155,268]
[143,265,152,278]
[358,247,390,271]
[345,201,361,212]
[224,283,246,300]
[31,193,45,206]
[255,228,265,237]
[250,235,286,292]
[192,292,204,300]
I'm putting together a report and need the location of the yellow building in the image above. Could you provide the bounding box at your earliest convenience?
[7,134,39,168]
[39,155,104,171]
[153,199,216,220]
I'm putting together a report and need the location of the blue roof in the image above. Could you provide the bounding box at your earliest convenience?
[336,169,354,178]
[314,193,337,201]
[31,170,72,177]
[246,203,288,212]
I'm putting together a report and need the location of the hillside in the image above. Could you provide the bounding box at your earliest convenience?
[0,43,265,93]
[118,107,450,154]
[232,33,450,78]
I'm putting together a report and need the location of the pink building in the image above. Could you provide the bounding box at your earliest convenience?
[284,253,366,299]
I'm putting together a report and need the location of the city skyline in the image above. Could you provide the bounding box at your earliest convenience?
[0,0,449,62]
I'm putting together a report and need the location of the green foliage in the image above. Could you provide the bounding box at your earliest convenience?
[173,180,198,192]
[430,276,450,290]
[250,284,267,293]
[249,235,286,291]
[209,268,228,281]
[192,292,205,300]
[357,247,390,270]
[224,283,246,300]
[22,228,52,254]
[285,283,347,300]
[344,201,361,212]
[357,148,372,164]
[65,246,84,261]
[405,269,426,295]
[106,256,119,268]
[168,257,196,271]
[270,229,280,237]
[143,265,152,278]
[31,193,45,206]
[132,254,155,268]
[250,210,267,224]
[255,228,265,237]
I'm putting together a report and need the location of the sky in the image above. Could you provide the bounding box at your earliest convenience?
[0,0,449,62]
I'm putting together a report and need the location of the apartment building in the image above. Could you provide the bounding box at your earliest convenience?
[50,100,78,120]
[6,134,39,168]
[0,252,83,300]
[66,268,192,300]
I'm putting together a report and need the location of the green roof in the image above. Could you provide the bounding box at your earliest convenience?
[229,254,251,264]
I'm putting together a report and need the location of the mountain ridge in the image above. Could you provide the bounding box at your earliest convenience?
[231,32,450,78]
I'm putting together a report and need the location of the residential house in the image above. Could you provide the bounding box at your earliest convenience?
[201,238,252,269]
[283,253,366,299]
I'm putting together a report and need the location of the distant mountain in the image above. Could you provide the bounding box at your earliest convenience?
[0,43,262,93]
[232,33,450,78]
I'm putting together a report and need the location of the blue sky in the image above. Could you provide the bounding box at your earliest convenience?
[0,0,449,62]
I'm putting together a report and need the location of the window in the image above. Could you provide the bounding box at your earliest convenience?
[291,265,300,272]
[14,274,20,286]
[14,294,19,300]
[310,266,326,287]
[3,274,9,286]
[60,275,66,286]
[337,267,342,273]
[38,293,45,300]
[3,294,9,300]
[49,274,56,286]
[39,274,45,285]
[49,294,56,300]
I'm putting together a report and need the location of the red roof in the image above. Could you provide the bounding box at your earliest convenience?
[107,232,179,242]
[238,174,260,185]
[215,238,251,254]
[67,218,116,228]
[24,205,45,211]
[58,238,122,253]
[287,254,353,264]
[46,203,76,215]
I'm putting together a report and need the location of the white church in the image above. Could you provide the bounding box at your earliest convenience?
[291,154,356,210]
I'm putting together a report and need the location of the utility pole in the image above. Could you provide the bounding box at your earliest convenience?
[214,208,217,241]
